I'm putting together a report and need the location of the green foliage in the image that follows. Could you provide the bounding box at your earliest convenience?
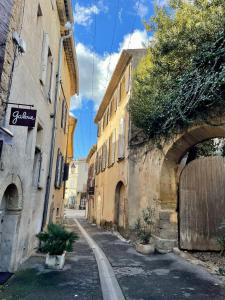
[134,207,155,244]
[130,0,225,143]
[36,223,79,256]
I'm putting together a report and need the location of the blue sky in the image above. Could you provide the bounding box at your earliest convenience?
[71,0,156,159]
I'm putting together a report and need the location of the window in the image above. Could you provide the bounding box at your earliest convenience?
[111,94,117,114]
[37,4,43,17]
[97,122,101,137]
[55,149,64,189]
[40,32,49,86]
[33,147,42,188]
[95,152,99,174]
[118,118,125,160]
[99,147,103,172]
[103,113,107,129]
[61,99,67,132]
[101,143,107,171]
[40,33,55,103]
[120,76,126,101]
[63,163,70,181]
[116,86,120,108]
[109,100,112,120]
[126,64,132,93]
[112,129,116,164]
[50,0,55,9]
[46,48,54,102]
[108,130,116,166]
[106,107,110,126]
[71,162,76,174]
[32,124,46,189]
[26,127,33,155]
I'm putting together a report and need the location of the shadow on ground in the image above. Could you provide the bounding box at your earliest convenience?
[0,221,102,300]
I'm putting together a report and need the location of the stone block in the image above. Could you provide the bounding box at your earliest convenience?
[154,236,178,252]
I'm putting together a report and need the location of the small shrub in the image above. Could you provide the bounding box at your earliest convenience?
[134,207,155,245]
[36,223,79,256]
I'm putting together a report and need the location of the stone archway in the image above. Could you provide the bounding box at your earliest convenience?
[115,181,127,230]
[157,124,225,251]
[0,177,22,272]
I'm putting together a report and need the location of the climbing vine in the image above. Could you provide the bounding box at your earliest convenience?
[130,0,225,143]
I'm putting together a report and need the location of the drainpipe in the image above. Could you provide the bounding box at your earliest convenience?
[42,30,73,229]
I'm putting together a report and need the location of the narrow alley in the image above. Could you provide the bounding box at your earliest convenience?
[1,210,225,300]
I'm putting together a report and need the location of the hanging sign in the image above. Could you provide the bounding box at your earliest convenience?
[9,107,37,127]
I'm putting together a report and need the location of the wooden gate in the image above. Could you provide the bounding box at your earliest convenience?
[179,156,225,250]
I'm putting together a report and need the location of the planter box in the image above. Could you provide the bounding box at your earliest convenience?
[45,252,66,270]
[136,243,155,255]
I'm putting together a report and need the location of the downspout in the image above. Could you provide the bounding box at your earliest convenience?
[42,30,72,229]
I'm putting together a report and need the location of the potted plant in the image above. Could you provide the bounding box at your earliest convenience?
[134,207,155,255]
[36,223,79,269]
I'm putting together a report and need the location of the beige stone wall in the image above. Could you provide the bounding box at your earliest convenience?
[49,50,73,224]
[0,0,24,124]
[128,122,225,250]
[0,0,77,271]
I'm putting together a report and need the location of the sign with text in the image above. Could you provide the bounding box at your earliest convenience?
[9,107,37,127]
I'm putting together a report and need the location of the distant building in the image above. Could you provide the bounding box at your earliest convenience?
[65,159,88,210]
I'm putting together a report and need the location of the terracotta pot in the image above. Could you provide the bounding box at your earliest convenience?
[45,251,66,270]
[136,243,155,255]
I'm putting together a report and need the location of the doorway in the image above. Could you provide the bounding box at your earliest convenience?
[115,181,126,230]
[0,184,21,272]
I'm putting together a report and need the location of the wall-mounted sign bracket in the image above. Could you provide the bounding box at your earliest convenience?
[3,101,34,109]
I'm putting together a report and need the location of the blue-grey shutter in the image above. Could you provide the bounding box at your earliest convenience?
[118,118,125,160]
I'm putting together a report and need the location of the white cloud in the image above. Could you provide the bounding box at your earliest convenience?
[74,1,108,26]
[156,0,169,7]
[71,94,82,110]
[118,8,123,23]
[135,1,149,18]
[71,30,149,112]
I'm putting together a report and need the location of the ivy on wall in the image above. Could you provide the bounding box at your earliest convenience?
[130,0,225,143]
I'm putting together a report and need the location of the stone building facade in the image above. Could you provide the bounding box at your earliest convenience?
[65,159,88,210]
[93,49,146,229]
[0,0,78,272]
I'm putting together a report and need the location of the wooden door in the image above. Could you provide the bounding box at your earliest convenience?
[179,156,225,250]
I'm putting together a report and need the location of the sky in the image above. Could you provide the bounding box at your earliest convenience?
[70,0,159,159]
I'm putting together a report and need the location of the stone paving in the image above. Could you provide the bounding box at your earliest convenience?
[0,220,102,300]
[1,210,225,300]
[79,218,225,300]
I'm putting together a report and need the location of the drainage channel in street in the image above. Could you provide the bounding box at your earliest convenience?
[75,218,125,300]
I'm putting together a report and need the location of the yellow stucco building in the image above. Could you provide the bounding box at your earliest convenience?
[93,49,145,230]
